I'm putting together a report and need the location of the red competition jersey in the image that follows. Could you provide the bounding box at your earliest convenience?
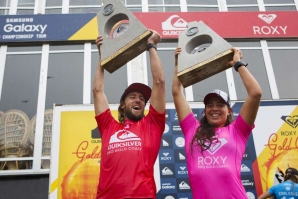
[95,105,165,199]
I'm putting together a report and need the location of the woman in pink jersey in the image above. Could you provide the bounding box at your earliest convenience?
[172,47,262,198]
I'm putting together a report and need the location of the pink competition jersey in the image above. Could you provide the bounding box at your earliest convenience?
[180,113,254,199]
[95,105,165,199]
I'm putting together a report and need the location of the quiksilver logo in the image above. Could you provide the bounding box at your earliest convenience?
[241,164,251,172]
[109,130,140,143]
[162,167,173,175]
[107,130,142,154]
[179,181,190,190]
[161,15,187,36]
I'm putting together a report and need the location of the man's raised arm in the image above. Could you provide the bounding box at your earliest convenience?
[93,36,109,116]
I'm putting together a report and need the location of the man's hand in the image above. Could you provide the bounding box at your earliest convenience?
[226,47,243,67]
[147,29,161,45]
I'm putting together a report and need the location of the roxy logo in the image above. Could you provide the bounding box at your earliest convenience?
[178,166,188,175]
[281,115,298,128]
[258,14,276,24]
[198,156,227,169]
[161,15,187,36]
[253,14,287,35]
[161,152,172,160]
[205,138,227,155]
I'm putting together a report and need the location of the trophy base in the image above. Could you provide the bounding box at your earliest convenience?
[177,49,234,88]
[101,30,152,73]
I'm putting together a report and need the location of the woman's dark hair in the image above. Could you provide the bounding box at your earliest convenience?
[284,172,298,183]
[190,109,234,154]
[118,99,125,124]
[283,172,298,197]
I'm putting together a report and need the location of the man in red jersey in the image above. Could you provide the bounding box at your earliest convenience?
[92,30,165,199]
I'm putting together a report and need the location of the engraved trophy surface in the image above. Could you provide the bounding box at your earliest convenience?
[177,21,234,87]
[97,0,152,73]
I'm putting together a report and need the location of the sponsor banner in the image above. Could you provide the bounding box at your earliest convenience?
[49,101,298,198]
[252,101,298,195]
[134,11,298,39]
[0,14,97,43]
[2,12,297,43]
[49,108,102,199]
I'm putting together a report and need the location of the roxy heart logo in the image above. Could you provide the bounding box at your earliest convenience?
[281,115,298,128]
[258,14,277,24]
[204,137,227,155]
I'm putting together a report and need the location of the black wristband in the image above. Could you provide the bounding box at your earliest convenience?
[147,43,157,51]
[234,61,248,72]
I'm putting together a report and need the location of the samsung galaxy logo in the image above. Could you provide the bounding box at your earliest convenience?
[242,180,254,186]
[4,24,47,34]
[162,183,175,189]
[173,125,181,131]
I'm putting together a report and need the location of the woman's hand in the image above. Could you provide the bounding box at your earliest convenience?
[95,36,103,56]
[175,47,182,67]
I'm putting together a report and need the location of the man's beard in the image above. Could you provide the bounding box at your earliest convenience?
[124,107,144,121]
